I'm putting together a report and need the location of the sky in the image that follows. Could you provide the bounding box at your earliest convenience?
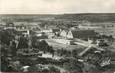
[0,0,115,14]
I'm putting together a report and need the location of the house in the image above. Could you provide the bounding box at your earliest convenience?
[52,39,72,45]
[13,22,41,30]
[4,23,16,29]
[78,24,102,30]
[52,28,61,36]
[52,28,60,33]
[41,29,52,33]
[66,29,98,41]
[34,31,42,36]
[18,29,30,37]
[41,28,61,38]
[60,30,68,38]
[15,25,27,30]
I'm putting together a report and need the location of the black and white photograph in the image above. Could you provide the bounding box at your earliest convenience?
[0,0,115,73]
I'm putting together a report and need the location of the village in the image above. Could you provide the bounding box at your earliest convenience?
[0,19,115,73]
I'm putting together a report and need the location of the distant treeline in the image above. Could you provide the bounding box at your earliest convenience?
[1,13,115,22]
[55,13,115,22]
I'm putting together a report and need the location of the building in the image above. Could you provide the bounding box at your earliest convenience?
[78,24,102,30]
[13,22,41,30]
[52,28,61,33]
[51,28,61,37]
[60,30,68,38]
[18,29,30,37]
[52,39,71,45]
[4,23,16,30]
[41,28,61,38]
[66,29,98,41]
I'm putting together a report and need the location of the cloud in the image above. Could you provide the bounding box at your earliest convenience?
[0,0,115,14]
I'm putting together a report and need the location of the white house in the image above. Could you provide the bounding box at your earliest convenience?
[60,30,67,38]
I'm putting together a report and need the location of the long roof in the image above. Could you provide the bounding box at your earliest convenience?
[70,29,97,38]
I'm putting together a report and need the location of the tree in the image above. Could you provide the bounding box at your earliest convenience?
[63,58,83,73]
[0,30,15,45]
[17,36,29,49]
